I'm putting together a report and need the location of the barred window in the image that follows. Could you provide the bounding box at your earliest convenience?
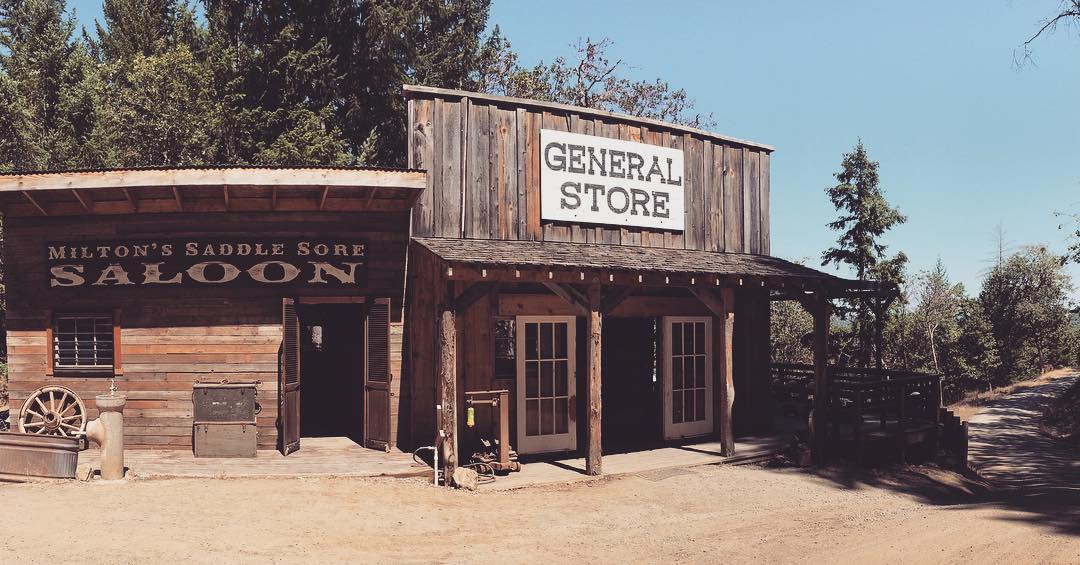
[53,314,114,373]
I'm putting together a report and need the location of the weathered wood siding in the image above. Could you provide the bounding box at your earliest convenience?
[5,211,408,449]
[407,91,772,254]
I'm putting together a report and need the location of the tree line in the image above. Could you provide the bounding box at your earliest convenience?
[772,142,1080,403]
[0,0,710,172]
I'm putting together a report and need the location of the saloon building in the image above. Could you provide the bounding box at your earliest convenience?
[1,86,892,475]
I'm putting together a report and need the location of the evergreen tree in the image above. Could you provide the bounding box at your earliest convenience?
[0,0,101,169]
[204,0,358,165]
[353,0,493,165]
[822,140,907,367]
[91,0,201,62]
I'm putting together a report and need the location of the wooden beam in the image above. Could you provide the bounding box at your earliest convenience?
[70,188,91,212]
[599,286,634,315]
[810,293,830,467]
[439,303,458,485]
[319,185,330,210]
[0,167,427,193]
[365,187,379,208]
[717,288,735,456]
[687,287,726,319]
[120,187,137,211]
[223,185,230,210]
[586,283,603,476]
[21,191,47,215]
[542,282,589,315]
[452,282,499,313]
[171,186,183,211]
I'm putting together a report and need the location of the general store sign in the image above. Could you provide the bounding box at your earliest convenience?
[540,129,684,231]
[46,238,366,288]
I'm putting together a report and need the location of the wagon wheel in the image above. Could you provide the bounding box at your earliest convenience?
[19,385,87,438]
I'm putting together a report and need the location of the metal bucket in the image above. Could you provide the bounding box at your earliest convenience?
[0,431,80,482]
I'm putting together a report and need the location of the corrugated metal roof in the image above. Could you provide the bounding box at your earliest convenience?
[0,163,424,176]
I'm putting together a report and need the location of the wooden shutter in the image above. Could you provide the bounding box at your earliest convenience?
[279,298,301,455]
[364,298,392,451]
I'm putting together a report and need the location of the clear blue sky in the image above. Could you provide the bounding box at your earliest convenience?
[68,0,1080,298]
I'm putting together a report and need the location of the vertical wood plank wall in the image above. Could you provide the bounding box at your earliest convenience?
[407,93,772,254]
[5,211,409,449]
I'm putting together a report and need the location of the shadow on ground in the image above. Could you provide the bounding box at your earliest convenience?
[771,372,1080,537]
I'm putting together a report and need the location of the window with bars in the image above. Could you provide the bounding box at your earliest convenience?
[53,314,114,374]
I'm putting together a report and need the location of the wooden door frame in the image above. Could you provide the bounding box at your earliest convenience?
[285,294,367,449]
[515,315,578,454]
[661,316,714,440]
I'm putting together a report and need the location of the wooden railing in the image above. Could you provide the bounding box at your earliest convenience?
[771,363,943,461]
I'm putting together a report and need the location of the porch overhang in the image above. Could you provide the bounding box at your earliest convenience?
[412,237,894,299]
[0,165,428,217]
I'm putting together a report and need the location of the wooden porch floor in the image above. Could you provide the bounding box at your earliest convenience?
[77,434,789,485]
[482,434,790,491]
[79,437,428,480]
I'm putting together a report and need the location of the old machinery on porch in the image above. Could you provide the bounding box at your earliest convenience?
[464,390,520,474]
[192,380,260,458]
[18,385,87,438]
[10,383,127,481]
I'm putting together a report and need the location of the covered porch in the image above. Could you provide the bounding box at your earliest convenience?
[409,238,894,483]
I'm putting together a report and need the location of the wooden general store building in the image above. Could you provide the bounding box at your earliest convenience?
[1,86,892,475]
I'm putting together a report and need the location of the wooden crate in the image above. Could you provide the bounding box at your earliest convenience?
[193,422,257,458]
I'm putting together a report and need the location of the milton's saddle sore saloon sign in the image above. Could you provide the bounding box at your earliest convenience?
[46,239,367,288]
[540,129,685,231]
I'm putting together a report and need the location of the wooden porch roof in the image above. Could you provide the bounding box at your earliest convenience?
[413,237,893,297]
[0,165,427,217]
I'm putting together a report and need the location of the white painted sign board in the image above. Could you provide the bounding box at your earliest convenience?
[539,129,684,231]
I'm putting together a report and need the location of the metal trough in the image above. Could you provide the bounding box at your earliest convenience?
[0,431,80,482]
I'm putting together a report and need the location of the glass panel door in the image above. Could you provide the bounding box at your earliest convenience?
[662,317,713,439]
[516,316,577,454]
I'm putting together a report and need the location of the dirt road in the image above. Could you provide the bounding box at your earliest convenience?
[968,370,1080,493]
[2,463,1077,564]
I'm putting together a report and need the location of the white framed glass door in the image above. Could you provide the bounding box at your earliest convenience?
[662,316,713,440]
[516,316,577,454]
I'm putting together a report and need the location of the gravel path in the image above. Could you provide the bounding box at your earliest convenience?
[968,371,1080,495]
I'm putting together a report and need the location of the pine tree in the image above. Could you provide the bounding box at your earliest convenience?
[0,0,101,169]
[352,0,493,166]
[204,0,357,165]
[822,140,907,367]
[91,0,201,62]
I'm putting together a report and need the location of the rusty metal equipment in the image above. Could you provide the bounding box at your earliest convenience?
[192,380,259,458]
[0,431,80,482]
[18,385,88,439]
[465,389,520,473]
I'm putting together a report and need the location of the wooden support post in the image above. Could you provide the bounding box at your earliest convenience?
[811,293,830,467]
[438,302,458,484]
[873,296,885,371]
[718,288,735,456]
[586,283,603,475]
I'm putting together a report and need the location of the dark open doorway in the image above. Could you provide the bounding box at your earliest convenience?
[298,303,365,443]
[601,317,662,453]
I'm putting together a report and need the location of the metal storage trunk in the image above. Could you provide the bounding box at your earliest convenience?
[193,380,258,458]
[193,422,258,458]
[192,381,259,422]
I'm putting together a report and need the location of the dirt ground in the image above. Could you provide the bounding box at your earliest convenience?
[2,464,1077,564]
[949,368,1075,422]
